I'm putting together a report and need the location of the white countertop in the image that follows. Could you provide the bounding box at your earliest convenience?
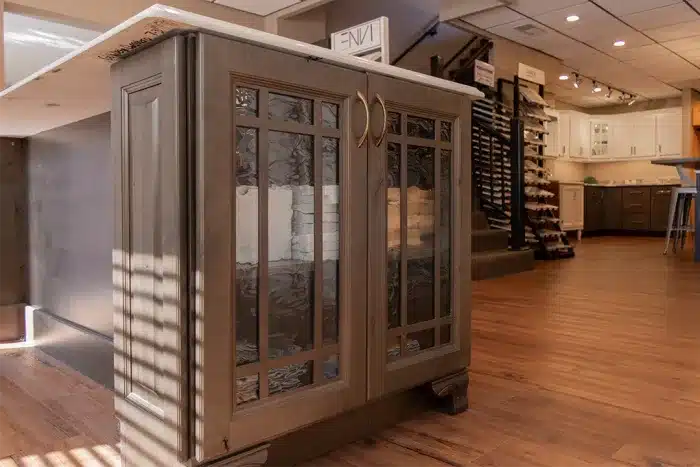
[0,4,483,138]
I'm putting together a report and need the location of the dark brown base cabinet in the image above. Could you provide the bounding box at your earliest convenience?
[584,185,677,234]
[112,33,473,466]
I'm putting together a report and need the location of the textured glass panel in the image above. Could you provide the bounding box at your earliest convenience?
[269,361,313,395]
[269,92,313,125]
[441,121,452,142]
[440,325,451,345]
[387,336,401,359]
[322,137,340,344]
[235,87,258,117]
[236,375,259,405]
[236,127,259,366]
[268,131,313,186]
[407,115,435,139]
[387,142,401,329]
[406,329,435,353]
[323,354,340,380]
[268,131,314,359]
[322,102,339,129]
[440,149,452,318]
[407,145,435,325]
[387,112,401,135]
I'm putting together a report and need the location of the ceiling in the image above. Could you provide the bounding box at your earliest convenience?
[207,0,304,16]
[451,0,700,107]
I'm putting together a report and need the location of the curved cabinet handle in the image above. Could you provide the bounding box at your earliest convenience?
[356,91,370,148]
[373,93,388,147]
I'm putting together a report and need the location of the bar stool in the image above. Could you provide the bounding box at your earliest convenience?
[664,186,697,255]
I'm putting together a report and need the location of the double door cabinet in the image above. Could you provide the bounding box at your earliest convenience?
[584,185,676,233]
[112,33,472,466]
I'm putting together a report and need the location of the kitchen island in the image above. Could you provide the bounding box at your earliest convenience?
[0,5,482,467]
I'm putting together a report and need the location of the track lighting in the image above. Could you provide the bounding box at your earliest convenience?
[592,81,602,93]
[606,87,613,98]
[628,95,637,106]
[573,73,581,88]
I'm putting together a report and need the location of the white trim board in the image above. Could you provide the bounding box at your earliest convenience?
[0,4,483,137]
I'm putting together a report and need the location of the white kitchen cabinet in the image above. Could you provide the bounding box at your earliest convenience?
[544,115,559,157]
[632,112,657,157]
[558,112,571,158]
[589,119,611,158]
[611,116,635,158]
[656,108,682,157]
[568,111,590,159]
[559,183,584,239]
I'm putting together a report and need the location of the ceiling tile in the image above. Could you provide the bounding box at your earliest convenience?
[507,0,587,17]
[462,6,525,29]
[608,43,668,61]
[677,49,700,60]
[645,19,700,41]
[214,0,299,15]
[586,29,654,52]
[592,0,681,16]
[622,2,696,30]
[661,36,700,52]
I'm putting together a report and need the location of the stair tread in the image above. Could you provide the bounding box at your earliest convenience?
[472,229,509,237]
[473,249,533,260]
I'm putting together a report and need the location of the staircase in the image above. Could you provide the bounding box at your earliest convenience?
[472,210,534,281]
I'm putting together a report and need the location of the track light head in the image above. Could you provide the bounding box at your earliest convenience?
[628,95,637,106]
[592,81,602,93]
[606,87,613,98]
[573,73,581,88]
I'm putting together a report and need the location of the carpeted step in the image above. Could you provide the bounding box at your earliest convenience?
[472,228,509,253]
[472,249,535,281]
[472,211,489,231]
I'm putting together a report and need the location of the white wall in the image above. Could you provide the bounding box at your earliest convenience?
[548,159,679,184]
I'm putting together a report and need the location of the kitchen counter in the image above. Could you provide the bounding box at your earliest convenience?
[0,4,483,137]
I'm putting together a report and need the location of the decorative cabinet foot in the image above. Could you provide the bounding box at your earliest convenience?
[210,443,269,467]
[429,368,469,415]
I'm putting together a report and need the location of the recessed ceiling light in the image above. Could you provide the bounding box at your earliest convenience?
[613,40,625,47]
[559,74,569,80]
[566,15,580,22]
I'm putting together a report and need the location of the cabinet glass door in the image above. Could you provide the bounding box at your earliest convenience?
[367,74,470,399]
[590,121,610,157]
[196,34,368,459]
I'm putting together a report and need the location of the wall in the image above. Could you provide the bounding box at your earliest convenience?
[27,112,113,387]
[0,137,28,342]
[324,0,440,62]
[584,160,679,184]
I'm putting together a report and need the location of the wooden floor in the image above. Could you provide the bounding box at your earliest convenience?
[2,237,700,466]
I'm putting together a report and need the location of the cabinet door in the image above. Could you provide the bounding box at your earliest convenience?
[560,185,584,229]
[558,112,571,157]
[568,112,582,158]
[590,120,611,158]
[656,110,682,157]
[602,188,623,230]
[612,116,634,158]
[633,113,657,157]
[367,74,469,400]
[196,34,369,458]
[544,117,559,157]
[650,186,674,231]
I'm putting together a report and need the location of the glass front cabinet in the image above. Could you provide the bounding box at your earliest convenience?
[112,32,473,467]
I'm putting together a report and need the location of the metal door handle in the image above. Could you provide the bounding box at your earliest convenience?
[356,91,369,148]
[373,93,388,147]
[658,144,662,153]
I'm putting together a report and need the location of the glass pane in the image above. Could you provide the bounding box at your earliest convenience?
[407,115,435,139]
[387,112,401,135]
[440,121,452,142]
[236,375,259,405]
[387,336,401,359]
[440,149,452,318]
[322,102,339,129]
[235,87,258,117]
[268,131,314,358]
[387,142,401,329]
[269,92,313,125]
[323,354,340,380]
[269,361,313,395]
[322,137,340,344]
[440,325,451,345]
[407,145,435,325]
[406,329,435,353]
[236,127,259,366]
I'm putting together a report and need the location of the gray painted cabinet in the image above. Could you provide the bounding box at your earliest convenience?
[112,32,472,467]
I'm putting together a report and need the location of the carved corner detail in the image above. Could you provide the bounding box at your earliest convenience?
[211,443,270,467]
[430,368,469,415]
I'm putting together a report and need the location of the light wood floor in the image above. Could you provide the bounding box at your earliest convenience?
[2,237,700,466]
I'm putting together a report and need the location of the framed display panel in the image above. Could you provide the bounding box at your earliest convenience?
[195,33,369,459]
[366,73,471,400]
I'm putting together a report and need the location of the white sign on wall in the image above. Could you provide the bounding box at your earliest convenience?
[331,17,390,64]
[517,62,545,85]
[474,60,495,87]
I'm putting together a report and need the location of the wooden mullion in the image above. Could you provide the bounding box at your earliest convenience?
[258,88,270,399]
[387,316,453,340]
[433,127,441,349]
[399,114,408,357]
[313,99,324,384]
[404,136,439,148]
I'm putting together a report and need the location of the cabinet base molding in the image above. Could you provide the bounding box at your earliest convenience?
[430,367,469,415]
[208,444,269,467]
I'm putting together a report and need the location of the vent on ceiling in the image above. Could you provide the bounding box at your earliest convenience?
[513,23,546,36]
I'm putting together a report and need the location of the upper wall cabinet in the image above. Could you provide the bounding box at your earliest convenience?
[556,107,682,162]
